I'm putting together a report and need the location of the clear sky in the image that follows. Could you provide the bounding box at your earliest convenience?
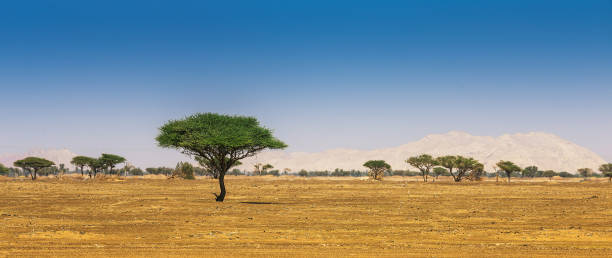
[1,0,611,167]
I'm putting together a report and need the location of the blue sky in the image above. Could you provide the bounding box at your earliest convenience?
[1,0,611,166]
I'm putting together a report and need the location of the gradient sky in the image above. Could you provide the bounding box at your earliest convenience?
[1,0,611,167]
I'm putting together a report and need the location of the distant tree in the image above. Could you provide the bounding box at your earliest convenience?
[298,169,308,177]
[13,157,55,180]
[229,168,242,176]
[542,170,557,181]
[363,160,391,180]
[599,164,612,182]
[0,163,8,176]
[262,164,272,172]
[522,166,538,178]
[449,156,481,182]
[131,167,144,176]
[558,171,574,178]
[406,154,438,182]
[173,162,195,179]
[577,168,593,178]
[432,167,448,179]
[99,154,126,175]
[283,168,291,175]
[496,161,521,183]
[145,167,158,174]
[466,162,485,181]
[8,167,21,177]
[85,158,104,178]
[156,113,287,202]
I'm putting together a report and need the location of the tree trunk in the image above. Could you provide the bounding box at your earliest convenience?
[215,172,226,202]
[506,172,511,182]
[448,168,458,182]
[81,166,84,176]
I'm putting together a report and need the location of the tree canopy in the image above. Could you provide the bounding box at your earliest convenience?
[71,156,94,176]
[406,154,438,182]
[99,154,126,174]
[13,157,55,180]
[454,156,482,182]
[363,160,391,180]
[496,160,521,182]
[156,113,287,202]
[600,163,612,182]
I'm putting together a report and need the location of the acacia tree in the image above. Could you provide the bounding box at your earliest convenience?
[262,164,274,174]
[406,154,437,182]
[436,156,458,181]
[363,160,391,180]
[599,164,612,182]
[496,161,521,183]
[85,158,104,178]
[454,156,481,182]
[71,156,92,176]
[466,162,485,181]
[156,113,287,202]
[13,157,55,180]
[99,154,126,175]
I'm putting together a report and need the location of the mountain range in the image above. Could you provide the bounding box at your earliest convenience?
[1,132,606,174]
[236,131,607,173]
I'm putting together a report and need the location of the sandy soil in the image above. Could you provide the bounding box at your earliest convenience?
[1,176,612,257]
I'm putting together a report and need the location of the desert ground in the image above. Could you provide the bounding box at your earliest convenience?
[1,176,612,257]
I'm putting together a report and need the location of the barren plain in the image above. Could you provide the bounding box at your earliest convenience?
[1,176,612,257]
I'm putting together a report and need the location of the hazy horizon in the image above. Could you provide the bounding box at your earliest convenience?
[1,1,611,164]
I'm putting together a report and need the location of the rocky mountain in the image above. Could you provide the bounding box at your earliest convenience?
[237,131,607,173]
[0,149,77,168]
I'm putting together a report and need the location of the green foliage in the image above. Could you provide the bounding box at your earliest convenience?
[363,160,391,180]
[0,163,8,175]
[99,154,126,174]
[130,168,144,176]
[522,166,538,178]
[156,113,287,162]
[558,171,573,178]
[406,154,438,182]
[85,158,104,178]
[174,162,195,180]
[600,164,612,181]
[13,157,55,180]
[432,167,448,177]
[156,113,287,202]
[145,167,174,176]
[453,156,482,182]
[496,160,521,182]
[229,168,243,176]
[298,169,308,177]
[542,170,557,180]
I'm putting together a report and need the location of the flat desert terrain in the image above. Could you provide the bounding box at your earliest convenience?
[1,176,612,257]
